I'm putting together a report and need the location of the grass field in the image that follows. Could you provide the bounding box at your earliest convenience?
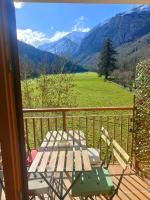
[75,72,133,107]
[23,72,133,153]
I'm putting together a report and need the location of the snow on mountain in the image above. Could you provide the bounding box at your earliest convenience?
[38,37,78,58]
[121,5,150,16]
[38,31,88,58]
[65,31,87,45]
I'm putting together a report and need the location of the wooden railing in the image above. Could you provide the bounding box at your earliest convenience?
[23,107,133,163]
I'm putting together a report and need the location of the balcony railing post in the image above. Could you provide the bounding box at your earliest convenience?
[62,111,66,131]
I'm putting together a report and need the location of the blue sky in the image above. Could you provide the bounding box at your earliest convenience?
[15,2,139,47]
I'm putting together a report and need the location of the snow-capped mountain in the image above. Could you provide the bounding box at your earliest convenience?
[39,37,78,58]
[65,31,87,45]
[38,31,88,59]
[121,5,150,16]
[75,4,150,65]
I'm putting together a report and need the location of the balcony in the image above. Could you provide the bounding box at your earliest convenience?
[1,106,150,200]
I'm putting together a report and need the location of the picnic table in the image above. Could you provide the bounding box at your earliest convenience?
[28,130,92,200]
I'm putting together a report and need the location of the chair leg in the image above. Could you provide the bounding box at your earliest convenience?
[38,194,45,200]
[29,196,35,200]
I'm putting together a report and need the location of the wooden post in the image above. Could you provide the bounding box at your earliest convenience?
[0,0,28,199]
[132,95,137,169]
[62,111,66,131]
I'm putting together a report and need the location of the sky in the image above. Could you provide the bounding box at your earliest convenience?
[15,2,140,47]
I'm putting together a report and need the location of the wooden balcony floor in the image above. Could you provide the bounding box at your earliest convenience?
[61,165,150,200]
[1,165,150,200]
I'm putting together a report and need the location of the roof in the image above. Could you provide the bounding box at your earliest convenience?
[13,0,150,4]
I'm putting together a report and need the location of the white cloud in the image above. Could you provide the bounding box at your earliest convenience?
[49,31,69,42]
[72,16,90,32]
[17,29,51,47]
[14,2,24,9]
[17,16,90,47]
[17,29,70,47]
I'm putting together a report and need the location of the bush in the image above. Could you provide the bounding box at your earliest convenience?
[21,74,77,108]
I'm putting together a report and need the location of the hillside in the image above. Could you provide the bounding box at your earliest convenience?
[75,5,150,67]
[18,41,87,77]
[79,32,150,71]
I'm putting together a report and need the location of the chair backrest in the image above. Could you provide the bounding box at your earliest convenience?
[112,139,129,170]
[101,127,112,146]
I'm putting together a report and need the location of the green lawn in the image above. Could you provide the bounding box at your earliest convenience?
[24,72,133,153]
[75,72,133,107]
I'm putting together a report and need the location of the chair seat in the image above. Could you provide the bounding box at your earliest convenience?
[72,167,115,197]
[28,177,49,195]
[87,148,100,165]
[26,149,38,167]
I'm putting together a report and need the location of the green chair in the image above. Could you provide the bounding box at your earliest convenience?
[72,138,129,200]
[72,167,115,197]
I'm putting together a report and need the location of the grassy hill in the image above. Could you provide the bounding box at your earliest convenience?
[75,73,133,107]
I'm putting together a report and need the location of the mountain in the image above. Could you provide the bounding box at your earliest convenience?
[76,5,150,66]
[66,31,87,45]
[116,32,150,71]
[38,38,78,59]
[18,41,87,78]
[38,31,87,59]
[79,32,150,71]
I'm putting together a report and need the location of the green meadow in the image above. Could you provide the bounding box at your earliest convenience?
[74,72,133,107]
[23,72,133,154]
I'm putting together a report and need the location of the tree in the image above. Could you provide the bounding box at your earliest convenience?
[20,56,31,80]
[97,38,118,79]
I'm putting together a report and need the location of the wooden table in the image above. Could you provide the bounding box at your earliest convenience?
[28,130,92,199]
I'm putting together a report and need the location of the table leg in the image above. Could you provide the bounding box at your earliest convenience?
[39,172,61,200]
[60,172,63,198]
[39,171,82,200]
[62,171,82,200]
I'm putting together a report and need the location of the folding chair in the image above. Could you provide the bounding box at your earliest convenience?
[72,139,129,200]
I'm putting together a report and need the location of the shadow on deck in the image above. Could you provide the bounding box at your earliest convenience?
[1,165,150,200]
[62,165,150,200]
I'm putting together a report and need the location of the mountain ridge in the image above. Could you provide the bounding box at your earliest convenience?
[18,40,87,78]
[75,5,150,64]
[38,31,87,58]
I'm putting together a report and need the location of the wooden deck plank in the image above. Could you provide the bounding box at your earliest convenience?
[50,131,58,141]
[74,131,80,147]
[55,130,63,146]
[47,131,57,147]
[82,150,92,171]
[130,174,150,189]
[79,131,86,146]
[121,177,149,200]
[47,151,58,172]
[40,132,51,148]
[62,131,68,140]
[28,152,43,173]
[57,151,66,172]
[67,131,73,146]
[38,152,50,172]
[66,151,74,172]
[27,164,150,200]
[74,150,82,171]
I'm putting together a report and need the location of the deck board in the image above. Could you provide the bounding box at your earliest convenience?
[2,165,150,200]
[45,165,150,200]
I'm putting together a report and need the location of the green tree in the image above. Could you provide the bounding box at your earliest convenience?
[97,38,118,79]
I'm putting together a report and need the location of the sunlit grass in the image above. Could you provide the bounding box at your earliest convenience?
[74,72,133,107]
